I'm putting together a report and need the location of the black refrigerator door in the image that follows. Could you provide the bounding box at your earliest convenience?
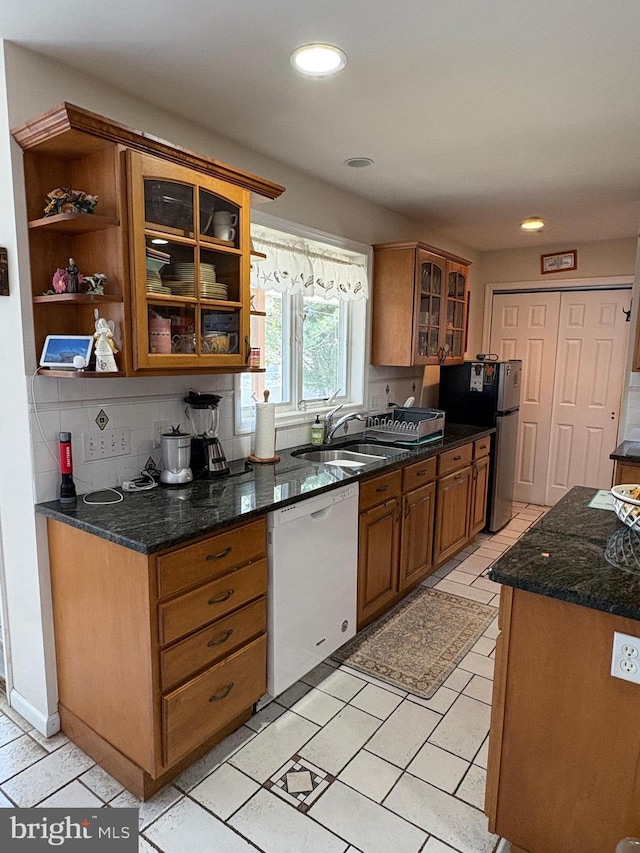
[438,363,498,427]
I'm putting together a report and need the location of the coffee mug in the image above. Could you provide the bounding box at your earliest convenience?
[172,333,196,354]
[213,211,238,227]
[213,224,236,242]
[203,332,238,354]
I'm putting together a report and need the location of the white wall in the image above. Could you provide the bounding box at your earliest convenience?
[0,44,59,732]
[480,236,640,444]
[1,41,467,729]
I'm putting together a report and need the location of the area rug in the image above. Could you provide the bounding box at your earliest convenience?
[333,587,496,699]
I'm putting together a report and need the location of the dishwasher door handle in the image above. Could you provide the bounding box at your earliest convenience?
[310,506,332,522]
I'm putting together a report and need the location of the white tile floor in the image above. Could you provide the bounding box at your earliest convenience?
[0,502,548,853]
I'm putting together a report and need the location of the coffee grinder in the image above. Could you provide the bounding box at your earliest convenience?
[184,391,229,478]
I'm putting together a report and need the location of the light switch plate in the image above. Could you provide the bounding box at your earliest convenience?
[83,428,130,461]
[611,631,640,685]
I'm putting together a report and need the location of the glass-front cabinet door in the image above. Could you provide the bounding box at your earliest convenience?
[415,249,446,364]
[128,152,250,370]
[444,261,467,361]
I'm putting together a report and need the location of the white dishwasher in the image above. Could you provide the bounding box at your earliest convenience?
[267,483,359,699]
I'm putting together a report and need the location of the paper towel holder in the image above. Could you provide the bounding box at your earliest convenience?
[249,389,281,464]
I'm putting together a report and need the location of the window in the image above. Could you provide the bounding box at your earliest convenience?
[236,219,369,432]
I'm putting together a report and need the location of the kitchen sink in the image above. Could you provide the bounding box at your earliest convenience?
[292,448,386,468]
[343,442,410,458]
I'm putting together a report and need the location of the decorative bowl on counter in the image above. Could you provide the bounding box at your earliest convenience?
[610,484,640,530]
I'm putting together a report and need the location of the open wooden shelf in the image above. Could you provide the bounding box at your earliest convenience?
[28,212,119,233]
[33,293,123,304]
[40,369,126,378]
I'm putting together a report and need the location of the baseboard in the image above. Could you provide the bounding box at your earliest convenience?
[9,688,60,737]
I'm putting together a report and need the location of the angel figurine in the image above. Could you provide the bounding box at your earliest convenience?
[93,312,119,372]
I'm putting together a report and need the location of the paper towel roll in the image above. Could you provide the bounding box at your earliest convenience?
[254,402,276,459]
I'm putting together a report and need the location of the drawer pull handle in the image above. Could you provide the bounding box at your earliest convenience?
[454,473,462,480]
[453,455,462,461]
[479,444,487,450]
[376,485,389,493]
[208,589,235,605]
[209,682,234,702]
[207,629,234,647]
[206,547,232,561]
[416,469,427,476]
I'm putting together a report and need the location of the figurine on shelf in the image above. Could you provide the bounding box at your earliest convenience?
[93,311,119,373]
[66,258,80,293]
[84,273,107,295]
[43,187,98,217]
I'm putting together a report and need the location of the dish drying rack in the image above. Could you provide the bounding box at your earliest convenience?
[364,407,445,445]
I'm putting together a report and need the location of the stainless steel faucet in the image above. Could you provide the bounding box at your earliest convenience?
[324,411,366,444]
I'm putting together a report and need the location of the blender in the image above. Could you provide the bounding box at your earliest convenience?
[159,426,193,485]
[184,391,229,478]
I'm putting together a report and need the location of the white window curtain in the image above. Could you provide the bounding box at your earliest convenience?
[250,230,369,302]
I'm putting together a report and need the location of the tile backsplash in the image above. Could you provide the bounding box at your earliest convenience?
[29,366,425,503]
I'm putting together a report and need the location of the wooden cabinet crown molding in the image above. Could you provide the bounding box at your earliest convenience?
[372,240,472,268]
[11,102,286,201]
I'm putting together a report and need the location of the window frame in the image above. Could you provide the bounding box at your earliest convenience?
[235,212,371,434]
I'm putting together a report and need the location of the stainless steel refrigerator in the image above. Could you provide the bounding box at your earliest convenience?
[438,360,522,532]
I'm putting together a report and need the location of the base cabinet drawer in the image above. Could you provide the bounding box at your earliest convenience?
[158,559,267,645]
[160,598,267,691]
[156,518,267,598]
[163,635,266,766]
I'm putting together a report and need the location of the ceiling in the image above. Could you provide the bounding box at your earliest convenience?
[3,0,640,251]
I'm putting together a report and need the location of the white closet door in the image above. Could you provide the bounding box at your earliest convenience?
[490,292,561,505]
[545,291,629,505]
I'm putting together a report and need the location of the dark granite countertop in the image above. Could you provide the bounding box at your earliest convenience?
[35,423,494,555]
[610,441,640,462]
[489,485,640,621]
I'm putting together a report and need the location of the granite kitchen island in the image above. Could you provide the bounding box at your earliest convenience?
[485,486,640,853]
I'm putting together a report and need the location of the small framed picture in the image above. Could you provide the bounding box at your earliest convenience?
[541,250,577,275]
[0,247,8,296]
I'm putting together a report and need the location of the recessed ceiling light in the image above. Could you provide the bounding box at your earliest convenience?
[344,157,374,168]
[520,217,545,233]
[151,238,169,245]
[290,44,347,77]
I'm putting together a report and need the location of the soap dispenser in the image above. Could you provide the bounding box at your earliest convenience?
[311,415,324,445]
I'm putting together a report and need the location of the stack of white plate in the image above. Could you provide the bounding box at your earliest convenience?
[146,270,172,295]
[164,280,196,297]
[170,262,225,298]
[201,281,229,300]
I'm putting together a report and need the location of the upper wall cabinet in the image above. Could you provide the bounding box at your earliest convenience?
[371,241,471,367]
[12,103,285,377]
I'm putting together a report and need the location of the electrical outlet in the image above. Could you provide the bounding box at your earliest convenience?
[83,428,130,461]
[370,395,380,411]
[611,631,640,685]
[154,420,169,448]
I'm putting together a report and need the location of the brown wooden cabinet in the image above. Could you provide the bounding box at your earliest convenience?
[12,103,284,377]
[486,586,640,852]
[358,471,402,628]
[613,458,640,485]
[46,515,268,799]
[470,453,490,537]
[433,440,491,566]
[399,456,438,593]
[371,241,471,366]
[434,465,473,564]
[357,441,491,627]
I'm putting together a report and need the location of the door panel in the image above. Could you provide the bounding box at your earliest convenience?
[490,292,561,505]
[490,289,630,507]
[545,291,629,505]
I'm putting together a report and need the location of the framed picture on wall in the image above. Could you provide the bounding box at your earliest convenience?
[541,250,577,275]
[0,247,8,296]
